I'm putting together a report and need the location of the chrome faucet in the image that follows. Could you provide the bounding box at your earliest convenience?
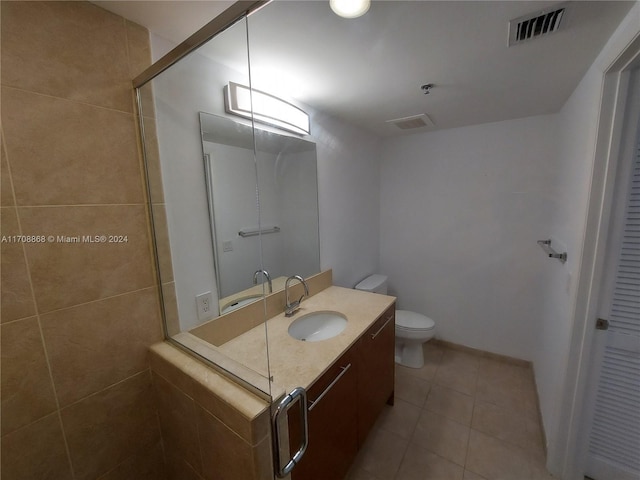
[253,269,273,293]
[285,275,309,317]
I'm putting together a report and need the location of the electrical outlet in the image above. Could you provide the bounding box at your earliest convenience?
[196,291,213,321]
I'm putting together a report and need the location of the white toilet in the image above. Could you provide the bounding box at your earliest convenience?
[355,274,436,369]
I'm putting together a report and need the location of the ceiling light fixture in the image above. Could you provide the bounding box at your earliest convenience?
[224,82,310,135]
[330,0,370,18]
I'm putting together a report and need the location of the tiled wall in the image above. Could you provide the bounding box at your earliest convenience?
[149,342,274,480]
[1,2,165,479]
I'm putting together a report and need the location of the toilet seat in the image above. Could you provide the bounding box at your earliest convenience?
[396,310,435,331]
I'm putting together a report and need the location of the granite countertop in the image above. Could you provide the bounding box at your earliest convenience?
[218,285,395,393]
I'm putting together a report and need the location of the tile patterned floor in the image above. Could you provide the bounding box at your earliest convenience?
[346,343,555,480]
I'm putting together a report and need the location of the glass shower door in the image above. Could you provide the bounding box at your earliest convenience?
[135,10,273,399]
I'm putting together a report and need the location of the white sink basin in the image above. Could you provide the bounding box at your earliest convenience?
[288,311,347,342]
[221,295,262,314]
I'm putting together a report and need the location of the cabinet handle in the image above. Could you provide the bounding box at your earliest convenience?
[370,315,394,340]
[308,364,351,412]
[272,387,308,478]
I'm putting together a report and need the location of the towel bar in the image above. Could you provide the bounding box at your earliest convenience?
[239,226,280,238]
[537,239,567,264]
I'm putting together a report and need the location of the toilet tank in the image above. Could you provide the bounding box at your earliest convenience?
[354,274,388,294]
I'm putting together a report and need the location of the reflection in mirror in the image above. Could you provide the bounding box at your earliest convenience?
[200,112,320,315]
[136,14,280,397]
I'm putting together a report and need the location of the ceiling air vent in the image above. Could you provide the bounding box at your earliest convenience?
[386,114,434,130]
[508,3,567,46]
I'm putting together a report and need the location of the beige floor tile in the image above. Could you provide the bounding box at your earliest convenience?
[352,345,550,480]
[395,342,442,381]
[425,384,474,426]
[475,373,538,420]
[478,358,534,385]
[471,400,544,453]
[375,399,421,439]
[352,426,409,479]
[411,410,470,466]
[466,429,547,480]
[395,368,431,407]
[433,363,478,396]
[439,349,481,374]
[397,442,464,480]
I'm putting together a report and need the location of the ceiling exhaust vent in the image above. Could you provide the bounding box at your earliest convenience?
[386,114,434,130]
[508,3,567,46]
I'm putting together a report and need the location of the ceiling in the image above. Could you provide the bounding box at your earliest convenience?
[95,1,635,137]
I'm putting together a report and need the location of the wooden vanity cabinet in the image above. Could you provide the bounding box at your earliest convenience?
[355,304,395,446]
[288,302,395,480]
[288,349,358,480]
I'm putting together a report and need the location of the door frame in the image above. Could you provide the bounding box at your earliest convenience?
[583,66,640,480]
[554,13,640,480]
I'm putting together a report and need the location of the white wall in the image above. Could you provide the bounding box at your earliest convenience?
[537,4,640,476]
[533,65,604,472]
[380,115,560,360]
[313,110,382,288]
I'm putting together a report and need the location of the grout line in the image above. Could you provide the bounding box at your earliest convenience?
[59,369,152,413]
[37,284,157,318]
[1,85,135,116]
[8,197,78,479]
[394,344,547,479]
[15,203,147,209]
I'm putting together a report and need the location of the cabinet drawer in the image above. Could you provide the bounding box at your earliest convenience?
[356,303,395,446]
[289,350,358,480]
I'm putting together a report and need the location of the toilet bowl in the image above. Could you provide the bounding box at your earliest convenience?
[395,310,435,368]
[354,274,436,368]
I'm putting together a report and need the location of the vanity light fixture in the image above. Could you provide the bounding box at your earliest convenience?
[329,0,370,18]
[224,82,310,135]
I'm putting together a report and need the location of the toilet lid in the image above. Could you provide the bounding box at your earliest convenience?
[396,310,435,331]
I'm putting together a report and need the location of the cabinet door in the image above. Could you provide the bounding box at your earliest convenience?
[356,304,395,446]
[288,350,358,480]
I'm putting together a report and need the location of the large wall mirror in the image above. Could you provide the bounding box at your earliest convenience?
[200,112,320,314]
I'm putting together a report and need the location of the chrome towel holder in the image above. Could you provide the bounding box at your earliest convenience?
[537,239,567,264]
[238,226,280,238]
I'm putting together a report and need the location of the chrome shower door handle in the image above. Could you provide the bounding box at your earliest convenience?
[272,386,308,478]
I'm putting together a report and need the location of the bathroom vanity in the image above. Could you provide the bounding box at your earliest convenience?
[149,271,396,480]
[287,303,395,480]
[208,273,396,479]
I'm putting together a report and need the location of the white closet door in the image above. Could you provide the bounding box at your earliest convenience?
[585,106,640,480]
